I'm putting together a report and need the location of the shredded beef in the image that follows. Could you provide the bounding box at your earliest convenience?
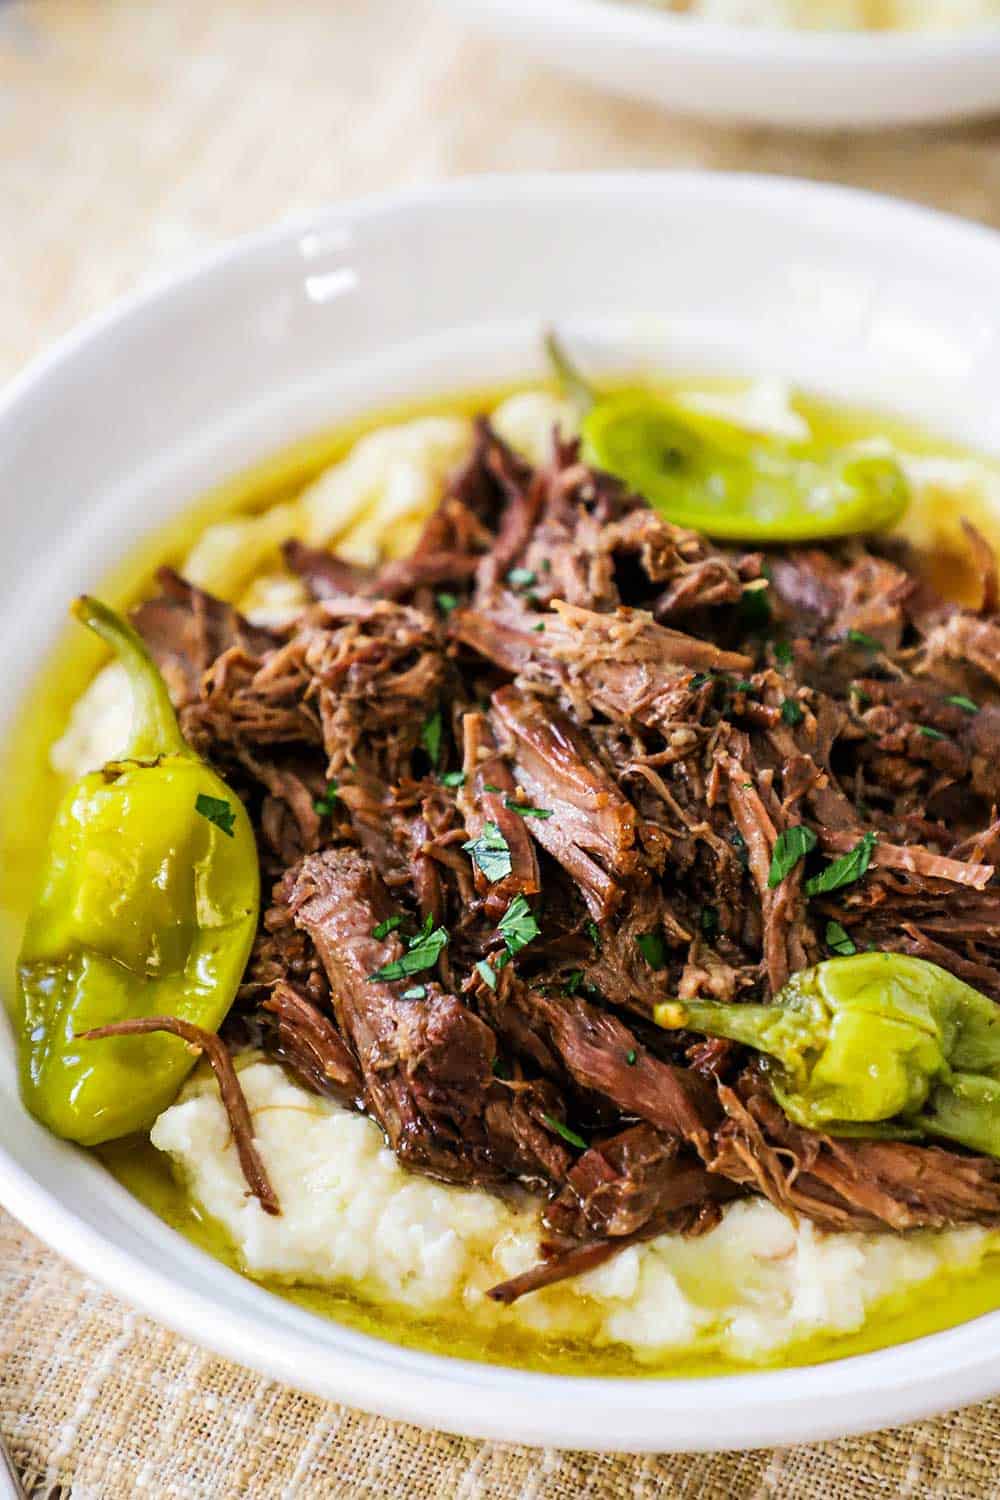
[132,414,1000,1288]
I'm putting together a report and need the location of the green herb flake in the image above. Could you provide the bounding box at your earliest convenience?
[767,825,818,889]
[739,588,772,633]
[773,640,794,666]
[730,829,749,869]
[780,697,804,727]
[851,683,872,709]
[689,672,712,691]
[804,831,878,897]
[439,770,466,788]
[492,1056,510,1079]
[507,567,537,589]
[825,920,857,957]
[700,905,719,940]
[585,919,601,951]
[917,725,948,742]
[368,920,449,984]
[476,959,498,992]
[195,793,236,838]
[564,969,584,996]
[532,622,546,633]
[421,710,444,768]
[946,694,979,715]
[498,893,540,958]
[541,1113,588,1151]
[846,628,882,652]
[636,930,668,969]
[734,680,757,695]
[372,914,404,940]
[504,797,553,820]
[625,1049,637,1066]
[400,985,427,1000]
[462,821,513,883]
[436,591,459,615]
[313,780,339,816]
[483,783,502,794]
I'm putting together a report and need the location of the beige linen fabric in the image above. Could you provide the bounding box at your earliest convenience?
[3,1,1000,1493]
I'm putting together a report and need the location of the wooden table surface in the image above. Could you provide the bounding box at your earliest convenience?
[3,3,1000,1496]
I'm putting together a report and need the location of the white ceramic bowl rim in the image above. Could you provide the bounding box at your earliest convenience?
[476,0,1000,59]
[3,171,1000,1452]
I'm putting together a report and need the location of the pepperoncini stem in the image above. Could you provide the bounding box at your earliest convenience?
[544,329,596,416]
[72,595,189,761]
[653,999,817,1080]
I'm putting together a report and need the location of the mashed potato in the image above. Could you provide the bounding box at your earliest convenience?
[643,0,1000,31]
[151,1060,993,1362]
[51,377,1000,1362]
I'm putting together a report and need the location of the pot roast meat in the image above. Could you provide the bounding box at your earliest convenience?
[132,566,278,707]
[489,684,642,919]
[144,411,1000,1288]
[259,980,364,1103]
[281,847,504,1184]
[710,1072,1000,1233]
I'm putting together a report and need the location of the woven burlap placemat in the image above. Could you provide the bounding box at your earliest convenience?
[4,1,1000,1493]
[3,1203,1000,1500]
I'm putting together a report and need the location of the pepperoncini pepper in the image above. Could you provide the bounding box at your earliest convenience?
[17,597,259,1145]
[654,952,1000,1158]
[546,332,909,543]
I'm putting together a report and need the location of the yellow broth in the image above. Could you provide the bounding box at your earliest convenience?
[5,379,1000,1377]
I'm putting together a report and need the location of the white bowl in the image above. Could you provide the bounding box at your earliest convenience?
[3,173,1000,1452]
[442,0,1000,127]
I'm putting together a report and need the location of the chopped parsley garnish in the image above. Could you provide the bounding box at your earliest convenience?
[435,591,459,614]
[504,797,553,819]
[780,697,804,726]
[483,783,502,794]
[463,821,513,883]
[946,694,978,714]
[773,640,794,666]
[625,1049,637,1066]
[532,622,546,633]
[541,1113,588,1151]
[689,672,712,691]
[439,770,466,788]
[733,679,757,695]
[476,959,498,991]
[313,780,339,816]
[372,914,404,940]
[805,831,877,897]
[767,825,818,889]
[507,567,537,589]
[368,915,449,984]
[700,905,719,939]
[195,793,236,837]
[585,919,601,950]
[850,683,872,709]
[739,587,772,633]
[636,929,668,969]
[564,969,584,996]
[401,985,427,1000]
[498,893,540,957]
[825,920,857,957]
[846,628,881,652]
[421,710,444,768]
[917,725,948,742]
